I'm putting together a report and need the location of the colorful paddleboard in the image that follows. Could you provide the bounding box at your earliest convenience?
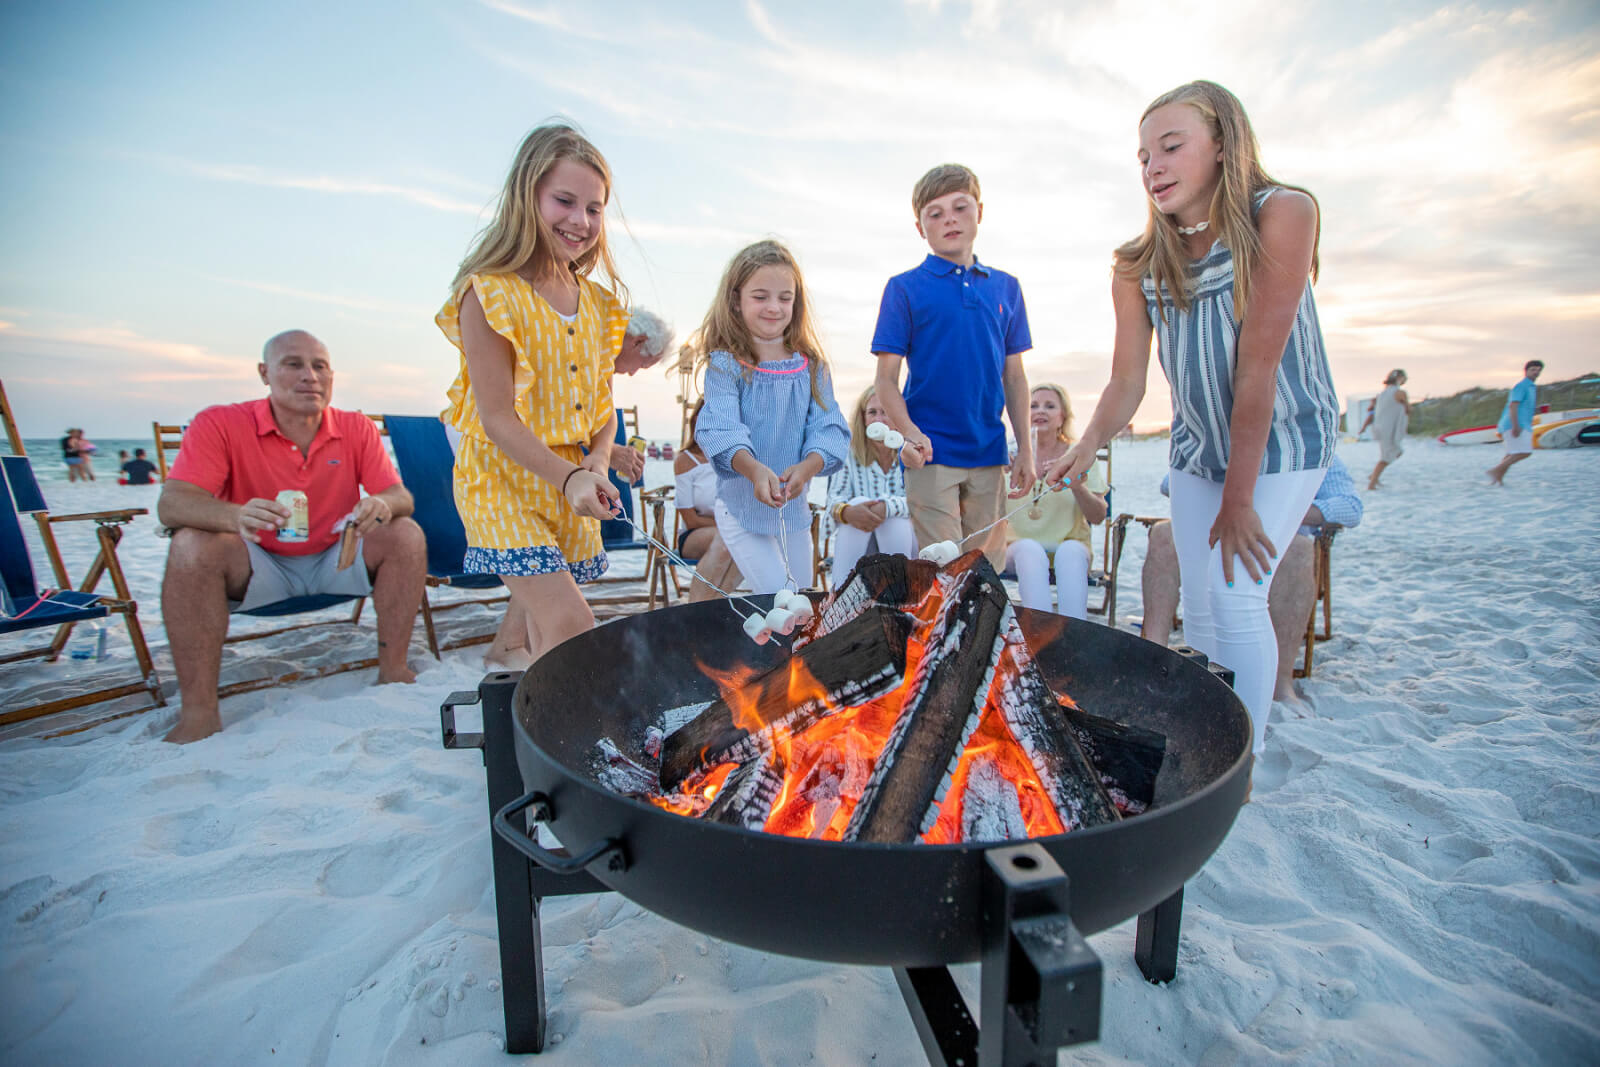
[1533,407,1600,426]
[1535,419,1600,449]
[1437,425,1502,445]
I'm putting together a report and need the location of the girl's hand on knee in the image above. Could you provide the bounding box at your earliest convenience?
[1209,503,1276,586]
[564,468,621,520]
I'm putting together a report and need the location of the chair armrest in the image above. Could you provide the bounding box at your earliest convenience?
[1132,514,1166,530]
[48,508,148,524]
[639,486,673,505]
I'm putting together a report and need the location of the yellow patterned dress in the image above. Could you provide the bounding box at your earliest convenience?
[437,271,628,579]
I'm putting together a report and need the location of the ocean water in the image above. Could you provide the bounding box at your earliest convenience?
[13,438,163,487]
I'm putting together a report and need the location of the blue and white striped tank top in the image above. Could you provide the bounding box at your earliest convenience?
[1143,187,1340,483]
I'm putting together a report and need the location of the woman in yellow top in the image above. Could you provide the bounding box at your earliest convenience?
[437,123,630,668]
[1005,384,1108,619]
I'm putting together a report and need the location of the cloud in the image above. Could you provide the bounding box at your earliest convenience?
[153,156,492,216]
[209,276,433,318]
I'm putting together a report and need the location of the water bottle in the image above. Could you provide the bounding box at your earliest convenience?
[67,621,108,662]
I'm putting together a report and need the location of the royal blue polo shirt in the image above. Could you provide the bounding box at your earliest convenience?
[871,254,1031,468]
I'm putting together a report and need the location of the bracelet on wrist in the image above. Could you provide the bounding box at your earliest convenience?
[560,466,583,496]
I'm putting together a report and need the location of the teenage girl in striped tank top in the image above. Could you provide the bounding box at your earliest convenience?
[437,124,630,669]
[1047,81,1339,759]
[693,240,851,595]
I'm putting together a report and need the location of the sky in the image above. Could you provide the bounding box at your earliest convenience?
[2,0,1597,442]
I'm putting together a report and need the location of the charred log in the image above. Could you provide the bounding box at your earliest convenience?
[845,564,1012,843]
[659,606,913,791]
[702,747,787,829]
[992,627,1120,831]
[808,553,940,640]
[1058,703,1167,815]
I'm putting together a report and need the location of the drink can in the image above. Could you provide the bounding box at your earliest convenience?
[276,489,310,542]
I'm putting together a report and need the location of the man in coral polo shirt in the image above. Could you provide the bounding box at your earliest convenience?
[157,330,426,743]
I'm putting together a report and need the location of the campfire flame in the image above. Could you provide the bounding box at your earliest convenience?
[659,558,1097,845]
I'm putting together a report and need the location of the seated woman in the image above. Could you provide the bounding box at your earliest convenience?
[1005,384,1108,619]
[824,385,917,579]
[673,400,742,601]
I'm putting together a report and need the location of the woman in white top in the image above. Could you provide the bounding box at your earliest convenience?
[673,400,742,601]
[824,385,918,580]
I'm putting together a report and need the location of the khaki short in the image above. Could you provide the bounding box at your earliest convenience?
[903,464,1008,569]
[232,540,373,614]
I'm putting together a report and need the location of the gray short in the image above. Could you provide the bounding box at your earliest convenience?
[231,539,373,614]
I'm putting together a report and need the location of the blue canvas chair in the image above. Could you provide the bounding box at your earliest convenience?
[1,454,165,727]
[382,414,507,657]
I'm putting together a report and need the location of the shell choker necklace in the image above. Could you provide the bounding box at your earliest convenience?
[1177,219,1210,236]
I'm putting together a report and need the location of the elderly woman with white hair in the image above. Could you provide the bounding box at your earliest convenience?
[617,307,673,376]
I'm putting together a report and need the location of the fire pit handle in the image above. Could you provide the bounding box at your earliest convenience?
[493,790,629,875]
[440,690,486,752]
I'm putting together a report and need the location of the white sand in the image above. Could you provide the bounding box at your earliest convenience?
[3,438,1598,1064]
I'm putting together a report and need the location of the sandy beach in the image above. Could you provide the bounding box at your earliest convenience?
[2,436,1597,1065]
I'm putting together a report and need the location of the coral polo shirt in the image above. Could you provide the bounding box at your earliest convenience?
[167,398,400,556]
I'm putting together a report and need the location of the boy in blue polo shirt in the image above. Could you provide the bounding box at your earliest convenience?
[871,163,1035,568]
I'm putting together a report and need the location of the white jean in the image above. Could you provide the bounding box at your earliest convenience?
[832,509,917,580]
[1168,466,1326,755]
[713,499,813,595]
[1004,539,1091,620]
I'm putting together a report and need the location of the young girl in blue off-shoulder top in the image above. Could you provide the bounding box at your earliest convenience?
[693,240,850,595]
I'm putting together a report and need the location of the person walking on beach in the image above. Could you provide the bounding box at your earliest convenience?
[872,163,1036,570]
[437,123,631,671]
[693,240,850,594]
[1046,80,1340,761]
[157,330,427,743]
[1359,369,1410,489]
[1486,360,1543,486]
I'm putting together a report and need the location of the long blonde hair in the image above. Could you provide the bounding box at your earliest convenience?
[848,385,885,467]
[1031,383,1075,444]
[450,123,627,303]
[692,240,830,405]
[1114,81,1319,321]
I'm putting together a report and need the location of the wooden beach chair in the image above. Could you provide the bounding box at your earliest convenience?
[1294,523,1342,680]
[1,454,165,726]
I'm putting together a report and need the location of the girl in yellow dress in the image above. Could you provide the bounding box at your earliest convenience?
[437,123,630,668]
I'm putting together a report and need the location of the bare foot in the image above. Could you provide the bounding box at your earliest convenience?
[376,665,418,685]
[164,709,222,744]
[1485,469,1503,486]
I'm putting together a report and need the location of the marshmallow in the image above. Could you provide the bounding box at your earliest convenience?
[789,597,814,625]
[883,429,905,450]
[865,421,889,441]
[919,540,961,566]
[772,589,798,611]
[742,613,773,645]
[765,606,798,635]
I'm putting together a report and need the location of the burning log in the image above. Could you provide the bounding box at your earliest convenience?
[807,553,940,639]
[659,606,913,791]
[845,561,1013,843]
[989,627,1120,832]
[703,747,787,829]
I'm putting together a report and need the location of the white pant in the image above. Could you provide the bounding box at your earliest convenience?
[714,499,813,595]
[832,514,917,580]
[1168,466,1325,755]
[1005,539,1091,620]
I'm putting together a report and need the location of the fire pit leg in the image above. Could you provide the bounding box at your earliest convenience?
[893,843,1102,1067]
[1135,887,1184,984]
[462,673,606,1055]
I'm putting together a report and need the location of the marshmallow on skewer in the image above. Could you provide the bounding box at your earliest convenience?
[882,429,905,450]
[764,606,798,635]
[865,421,889,441]
[742,612,773,645]
[919,540,961,566]
[788,596,814,625]
[772,589,798,611]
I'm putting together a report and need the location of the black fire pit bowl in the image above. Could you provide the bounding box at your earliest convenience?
[509,597,1251,968]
